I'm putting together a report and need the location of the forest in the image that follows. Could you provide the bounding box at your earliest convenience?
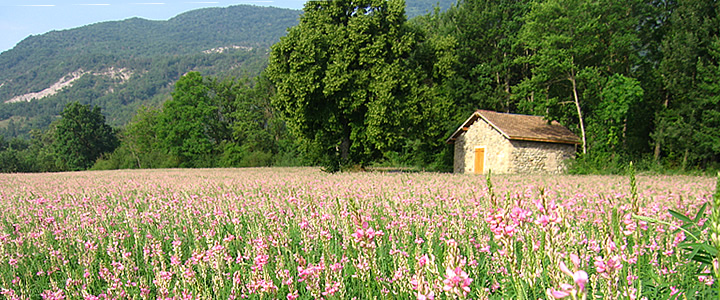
[0,0,718,173]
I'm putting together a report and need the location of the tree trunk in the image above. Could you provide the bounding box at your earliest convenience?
[653,95,670,161]
[504,59,511,112]
[622,117,627,149]
[129,144,142,169]
[340,134,350,163]
[569,70,587,154]
[653,130,662,161]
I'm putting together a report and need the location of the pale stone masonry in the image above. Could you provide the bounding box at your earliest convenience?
[447,110,580,174]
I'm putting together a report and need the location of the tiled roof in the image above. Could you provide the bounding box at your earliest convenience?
[446,110,581,145]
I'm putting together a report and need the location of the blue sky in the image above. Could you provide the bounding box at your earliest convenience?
[0,0,306,53]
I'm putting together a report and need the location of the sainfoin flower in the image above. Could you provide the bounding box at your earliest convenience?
[442,266,472,297]
[573,270,588,292]
[40,288,65,300]
[321,281,341,296]
[547,285,572,299]
[417,254,431,268]
[158,271,173,281]
[417,291,435,300]
[549,255,589,299]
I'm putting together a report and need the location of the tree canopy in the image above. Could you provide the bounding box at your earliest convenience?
[267,0,435,171]
[53,102,118,170]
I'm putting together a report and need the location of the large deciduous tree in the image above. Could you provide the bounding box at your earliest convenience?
[53,102,118,170]
[156,72,228,167]
[267,0,427,171]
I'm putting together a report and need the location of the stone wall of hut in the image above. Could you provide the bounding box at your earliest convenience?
[453,119,513,174]
[508,140,576,174]
[453,120,576,174]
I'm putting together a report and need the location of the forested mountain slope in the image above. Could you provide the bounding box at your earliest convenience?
[0,5,301,137]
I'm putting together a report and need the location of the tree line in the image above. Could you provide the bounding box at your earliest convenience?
[266,0,720,172]
[0,72,301,172]
[1,0,719,173]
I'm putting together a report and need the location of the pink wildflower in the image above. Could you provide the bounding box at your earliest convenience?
[170,255,181,266]
[253,254,269,272]
[442,266,472,297]
[110,261,124,271]
[40,288,65,300]
[417,254,431,268]
[182,267,196,280]
[417,291,435,300]
[321,281,341,296]
[552,256,589,297]
[158,270,173,281]
[1,289,19,300]
[559,261,573,277]
[573,270,588,292]
[669,286,680,296]
[547,287,570,299]
[286,291,299,300]
[536,214,550,226]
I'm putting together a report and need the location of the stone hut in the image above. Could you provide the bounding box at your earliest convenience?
[446,110,580,174]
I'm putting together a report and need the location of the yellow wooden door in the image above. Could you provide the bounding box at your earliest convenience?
[474,148,484,174]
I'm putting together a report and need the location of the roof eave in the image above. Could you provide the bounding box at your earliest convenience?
[476,111,512,140]
[508,136,582,145]
[445,112,482,144]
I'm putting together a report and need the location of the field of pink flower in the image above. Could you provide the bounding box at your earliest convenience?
[0,168,717,299]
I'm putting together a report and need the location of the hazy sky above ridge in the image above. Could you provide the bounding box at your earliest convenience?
[0,0,306,53]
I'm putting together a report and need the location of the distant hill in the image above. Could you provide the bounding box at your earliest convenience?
[0,1,454,138]
[0,5,301,137]
[406,0,456,18]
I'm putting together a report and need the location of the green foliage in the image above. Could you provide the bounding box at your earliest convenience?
[267,0,439,171]
[652,0,720,169]
[91,107,177,170]
[516,0,607,154]
[713,173,720,288]
[443,0,529,113]
[567,152,631,175]
[589,74,644,153]
[155,72,222,167]
[53,102,118,171]
[634,200,718,294]
[94,71,299,170]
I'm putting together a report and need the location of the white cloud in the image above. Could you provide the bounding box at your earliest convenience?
[73,3,111,5]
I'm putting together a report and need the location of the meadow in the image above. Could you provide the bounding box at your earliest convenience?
[0,168,717,299]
